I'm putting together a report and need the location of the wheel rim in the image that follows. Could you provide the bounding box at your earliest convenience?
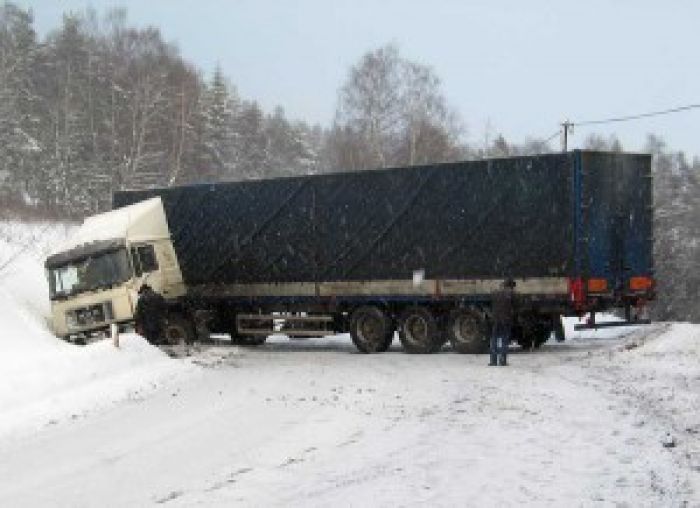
[165,325,185,345]
[404,315,428,345]
[357,315,383,345]
[453,313,479,345]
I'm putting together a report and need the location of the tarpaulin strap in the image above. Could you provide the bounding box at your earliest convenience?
[338,167,436,279]
[208,179,310,280]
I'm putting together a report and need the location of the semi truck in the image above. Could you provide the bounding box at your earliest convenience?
[45,150,654,353]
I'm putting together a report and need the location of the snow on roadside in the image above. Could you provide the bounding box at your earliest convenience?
[0,221,196,438]
[563,313,645,341]
[612,323,700,484]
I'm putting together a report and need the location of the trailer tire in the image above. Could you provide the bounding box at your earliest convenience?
[516,313,551,350]
[448,308,489,354]
[164,314,196,345]
[398,307,443,353]
[349,306,393,353]
[377,331,395,352]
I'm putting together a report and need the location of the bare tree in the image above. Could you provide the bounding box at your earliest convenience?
[647,134,700,322]
[583,133,623,152]
[336,44,402,168]
[333,43,461,170]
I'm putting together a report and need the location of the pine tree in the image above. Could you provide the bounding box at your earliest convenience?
[265,106,317,177]
[0,2,40,209]
[235,101,269,180]
[198,65,239,181]
[647,135,700,322]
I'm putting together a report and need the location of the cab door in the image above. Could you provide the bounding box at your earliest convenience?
[130,243,162,290]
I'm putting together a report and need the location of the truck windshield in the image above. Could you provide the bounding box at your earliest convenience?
[49,248,132,300]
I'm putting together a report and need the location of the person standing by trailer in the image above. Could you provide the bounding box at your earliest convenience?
[489,279,516,366]
[134,284,167,344]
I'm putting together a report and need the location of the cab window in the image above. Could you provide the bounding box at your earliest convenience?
[131,244,158,277]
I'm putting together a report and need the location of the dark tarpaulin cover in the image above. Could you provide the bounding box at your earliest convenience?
[112,152,648,286]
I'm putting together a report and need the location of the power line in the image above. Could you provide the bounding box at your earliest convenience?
[555,102,700,151]
[574,103,700,127]
[534,129,562,147]
[540,102,700,150]
[542,130,561,143]
[0,223,54,280]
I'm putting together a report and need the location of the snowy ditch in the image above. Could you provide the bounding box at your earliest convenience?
[0,221,196,437]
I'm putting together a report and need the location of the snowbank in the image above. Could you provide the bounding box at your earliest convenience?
[619,322,700,445]
[0,221,194,437]
[563,313,644,340]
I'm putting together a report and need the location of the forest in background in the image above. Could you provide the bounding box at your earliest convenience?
[0,3,697,321]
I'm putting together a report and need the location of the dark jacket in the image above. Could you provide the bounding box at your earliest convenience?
[491,287,516,327]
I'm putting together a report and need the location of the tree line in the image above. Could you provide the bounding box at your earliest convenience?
[0,3,545,217]
[0,3,697,322]
[0,4,322,215]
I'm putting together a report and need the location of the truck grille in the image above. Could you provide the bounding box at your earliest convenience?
[66,302,114,329]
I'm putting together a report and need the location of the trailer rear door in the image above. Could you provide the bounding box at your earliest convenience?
[579,151,653,299]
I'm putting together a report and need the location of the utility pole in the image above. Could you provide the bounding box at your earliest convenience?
[560,120,574,152]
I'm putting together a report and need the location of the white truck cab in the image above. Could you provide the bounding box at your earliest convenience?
[46,198,185,339]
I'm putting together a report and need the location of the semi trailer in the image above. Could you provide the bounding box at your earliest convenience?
[45,150,655,353]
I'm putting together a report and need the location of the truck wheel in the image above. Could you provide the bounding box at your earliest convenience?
[377,331,395,352]
[349,306,393,353]
[448,308,489,354]
[398,307,443,353]
[516,313,551,350]
[164,314,196,345]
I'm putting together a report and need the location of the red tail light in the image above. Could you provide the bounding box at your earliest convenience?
[629,276,654,292]
[587,278,608,293]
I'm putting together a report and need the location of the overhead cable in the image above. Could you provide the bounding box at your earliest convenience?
[574,103,700,127]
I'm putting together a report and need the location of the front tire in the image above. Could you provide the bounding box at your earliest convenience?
[349,306,394,353]
[164,314,196,345]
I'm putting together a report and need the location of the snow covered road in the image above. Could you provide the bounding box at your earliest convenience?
[1,325,698,507]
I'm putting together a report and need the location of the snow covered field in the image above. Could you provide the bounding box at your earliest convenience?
[0,222,698,506]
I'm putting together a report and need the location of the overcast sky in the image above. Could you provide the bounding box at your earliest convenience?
[18,0,700,157]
